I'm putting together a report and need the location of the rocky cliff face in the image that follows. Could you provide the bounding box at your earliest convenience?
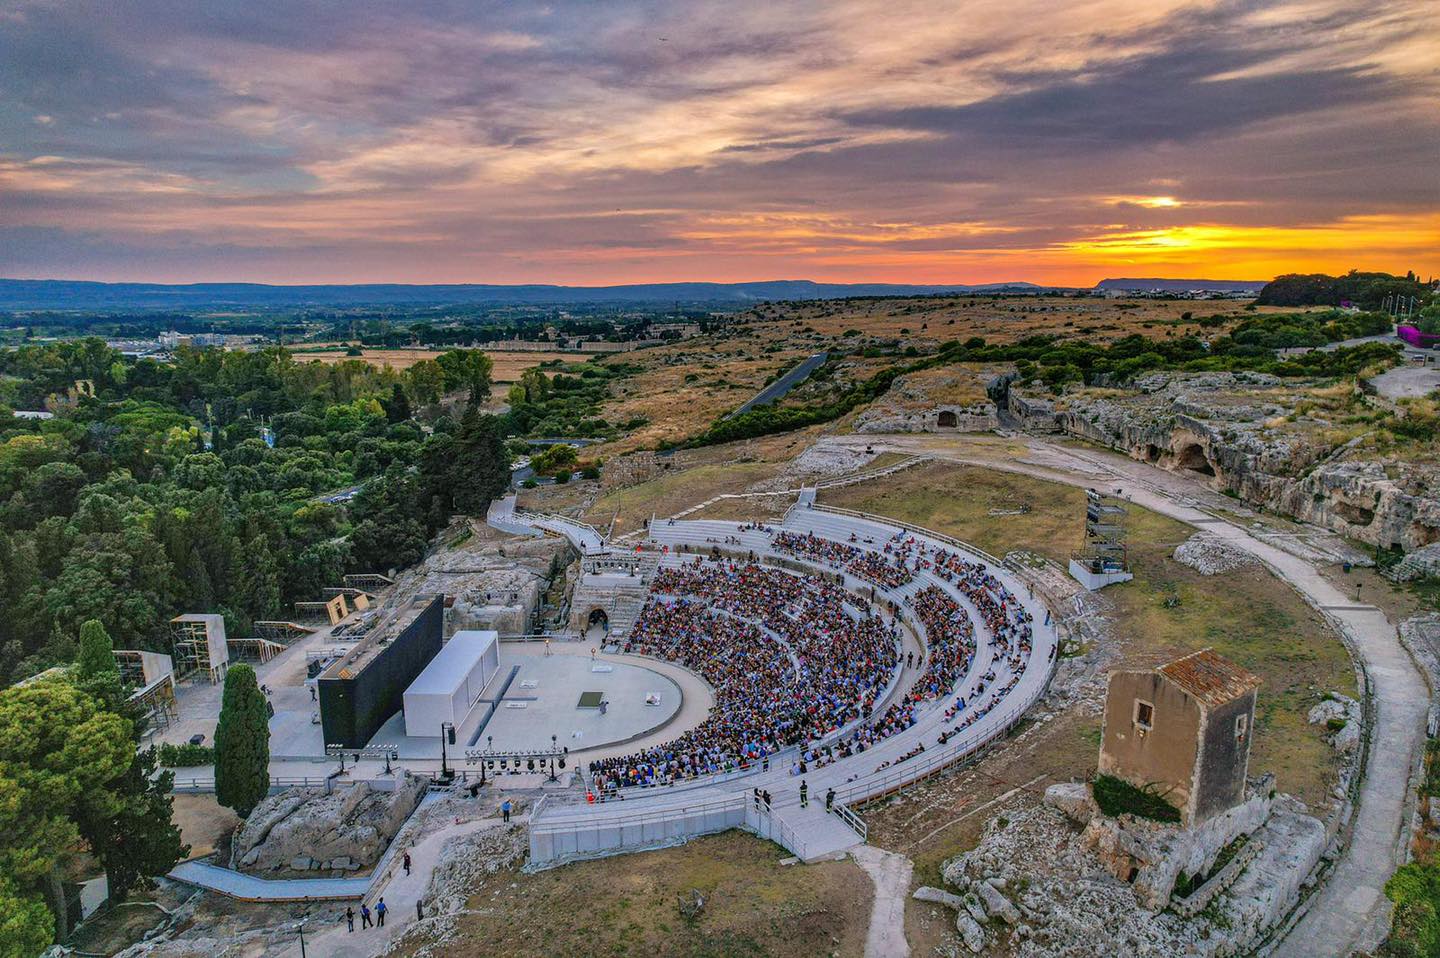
[1008,372,1440,551]
[857,363,1014,434]
[235,776,428,873]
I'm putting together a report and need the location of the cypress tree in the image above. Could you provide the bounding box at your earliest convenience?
[214,664,270,818]
[75,619,118,682]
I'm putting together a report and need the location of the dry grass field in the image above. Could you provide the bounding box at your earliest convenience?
[582,296,1303,455]
[594,345,814,454]
[403,830,872,958]
[816,459,1355,954]
[740,295,1298,348]
[170,793,241,859]
[289,346,577,382]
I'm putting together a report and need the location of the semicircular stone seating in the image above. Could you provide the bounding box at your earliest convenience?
[585,505,1054,797]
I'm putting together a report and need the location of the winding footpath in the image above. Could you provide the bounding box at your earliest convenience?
[829,433,1430,957]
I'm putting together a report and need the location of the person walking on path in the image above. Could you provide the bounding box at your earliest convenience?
[591,646,597,661]
[501,798,512,823]
[825,787,835,813]
[762,789,771,810]
[361,904,372,929]
[346,907,354,932]
[376,899,387,928]
[799,779,809,808]
[402,851,411,876]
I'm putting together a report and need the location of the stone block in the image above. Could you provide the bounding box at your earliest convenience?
[912,886,965,910]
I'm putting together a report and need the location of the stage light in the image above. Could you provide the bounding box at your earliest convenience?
[527,759,535,771]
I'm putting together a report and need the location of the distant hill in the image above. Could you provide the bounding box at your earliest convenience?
[1095,278,1267,294]
[0,278,1046,311]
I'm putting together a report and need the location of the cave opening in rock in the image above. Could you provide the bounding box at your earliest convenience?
[937,410,958,428]
[1144,444,1162,463]
[1176,443,1216,477]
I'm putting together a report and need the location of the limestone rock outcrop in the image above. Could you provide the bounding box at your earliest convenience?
[1007,372,1440,551]
[387,521,572,637]
[857,364,1014,434]
[235,776,428,873]
[939,786,1326,957]
[1307,694,1361,754]
[1173,533,1259,575]
[1389,542,1440,582]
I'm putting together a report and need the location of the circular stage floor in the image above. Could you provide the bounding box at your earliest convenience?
[481,646,683,753]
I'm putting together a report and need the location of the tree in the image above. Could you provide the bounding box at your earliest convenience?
[74,618,118,683]
[449,411,511,514]
[382,382,412,424]
[405,360,445,406]
[435,349,493,397]
[214,664,270,818]
[0,877,53,958]
[232,534,282,630]
[74,745,188,903]
[0,676,133,943]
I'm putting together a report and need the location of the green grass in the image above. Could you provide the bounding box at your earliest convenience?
[1384,856,1440,958]
[1092,774,1182,823]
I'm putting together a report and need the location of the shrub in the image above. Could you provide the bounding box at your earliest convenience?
[159,742,215,767]
[1384,858,1440,958]
[1092,774,1182,823]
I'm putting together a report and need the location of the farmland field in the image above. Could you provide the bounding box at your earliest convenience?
[289,347,580,382]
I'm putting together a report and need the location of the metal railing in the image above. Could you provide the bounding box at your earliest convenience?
[833,801,868,841]
[806,503,1004,567]
[534,790,744,829]
[171,774,334,793]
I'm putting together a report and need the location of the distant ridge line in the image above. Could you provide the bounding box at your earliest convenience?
[1095,277,1266,292]
[0,277,1049,310]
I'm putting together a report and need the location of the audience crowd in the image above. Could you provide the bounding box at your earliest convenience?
[587,522,1043,793]
[590,559,900,791]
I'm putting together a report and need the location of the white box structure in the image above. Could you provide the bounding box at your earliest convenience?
[402,630,500,737]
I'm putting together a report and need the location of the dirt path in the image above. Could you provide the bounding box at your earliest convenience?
[852,845,914,958]
[822,432,1430,957]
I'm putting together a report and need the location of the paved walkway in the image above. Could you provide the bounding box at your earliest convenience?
[301,815,528,957]
[168,860,370,901]
[826,432,1430,957]
[852,845,914,958]
[1370,363,1440,400]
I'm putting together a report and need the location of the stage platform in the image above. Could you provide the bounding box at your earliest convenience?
[365,643,689,759]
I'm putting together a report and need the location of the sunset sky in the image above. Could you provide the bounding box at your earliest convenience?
[1,0,1437,287]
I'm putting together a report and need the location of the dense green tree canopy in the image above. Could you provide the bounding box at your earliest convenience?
[0,341,512,686]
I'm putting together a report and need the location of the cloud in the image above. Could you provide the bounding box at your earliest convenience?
[0,0,1435,285]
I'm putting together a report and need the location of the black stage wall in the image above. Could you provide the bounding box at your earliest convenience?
[318,595,445,748]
